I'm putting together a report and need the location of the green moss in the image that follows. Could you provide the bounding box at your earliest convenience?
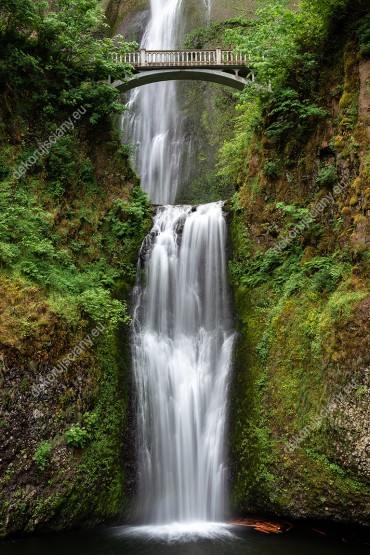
[55,332,130,523]
[228,199,370,520]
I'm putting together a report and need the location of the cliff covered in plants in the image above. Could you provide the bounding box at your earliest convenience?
[224,0,370,525]
[0,0,151,536]
[1,0,370,540]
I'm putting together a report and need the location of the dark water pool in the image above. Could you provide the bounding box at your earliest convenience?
[1,522,369,555]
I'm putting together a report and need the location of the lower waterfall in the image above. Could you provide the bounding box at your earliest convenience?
[132,202,234,530]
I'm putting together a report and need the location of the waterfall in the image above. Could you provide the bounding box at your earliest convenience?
[121,0,187,204]
[123,0,235,536]
[133,202,234,525]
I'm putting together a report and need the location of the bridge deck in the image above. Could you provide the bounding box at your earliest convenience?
[116,49,249,69]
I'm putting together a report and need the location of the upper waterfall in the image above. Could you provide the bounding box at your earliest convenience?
[121,0,187,204]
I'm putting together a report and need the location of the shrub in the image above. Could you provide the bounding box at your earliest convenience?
[34,441,52,470]
[0,0,135,123]
[266,89,328,140]
[358,14,370,58]
[263,160,282,179]
[275,202,310,223]
[66,424,89,448]
[78,287,129,328]
[83,411,99,435]
[315,166,337,188]
[105,187,151,241]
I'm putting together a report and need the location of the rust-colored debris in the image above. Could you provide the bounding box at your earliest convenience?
[312,528,327,536]
[230,518,293,534]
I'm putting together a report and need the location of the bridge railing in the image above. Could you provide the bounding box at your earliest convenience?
[116,49,249,67]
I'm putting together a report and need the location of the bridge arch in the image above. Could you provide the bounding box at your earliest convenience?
[112,68,247,93]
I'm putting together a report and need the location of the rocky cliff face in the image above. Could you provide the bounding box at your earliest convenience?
[228,41,370,525]
[0,117,152,535]
[102,0,258,39]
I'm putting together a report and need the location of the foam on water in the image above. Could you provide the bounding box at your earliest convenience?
[114,522,236,543]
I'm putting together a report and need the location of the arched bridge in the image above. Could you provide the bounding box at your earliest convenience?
[111,49,255,92]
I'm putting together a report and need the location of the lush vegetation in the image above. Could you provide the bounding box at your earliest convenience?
[229,202,370,520]
[220,0,370,177]
[0,0,136,125]
[225,0,370,522]
[0,0,152,537]
[0,176,151,328]
[0,0,153,331]
[34,441,52,470]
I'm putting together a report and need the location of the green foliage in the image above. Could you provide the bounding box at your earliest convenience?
[220,0,364,157]
[0,1,154,535]
[225,0,370,521]
[83,411,98,428]
[326,289,366,318]
[358,14,370,58]
[103,186,152,280]
[218,98,260,182]
[301,0,355,35]
[57,336,128,521]
[238,248,286,288]
[0,0,136,125]
[315,165,338,188]
[0,176,151,326]
[0,181,56,280]
[275,201,311,225]
[229,203,370,514]
[46,135,79,195]
[34,441,52,470]
[263,160,282,179]
[184,19,248,49]
[256,330,271,363]
[66,425,89,448]
[105,187,151,242]
[265,88,327,140]
[226,0,368,98]
[229,194,351,301]
[339,90,359,130]
[184,22,225,49]
[303,256,349,292]
[236,245,349,296]
[225,2,301,92]
[228,197,251,284]
[78,288,129,328]
[304,448,348,478]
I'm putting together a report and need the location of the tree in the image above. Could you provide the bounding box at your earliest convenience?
[0,0,136,124]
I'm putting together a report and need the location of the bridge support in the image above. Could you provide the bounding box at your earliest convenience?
[113,68,247,93]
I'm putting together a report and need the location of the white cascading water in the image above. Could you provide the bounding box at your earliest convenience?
[123,0,235,539]
[121,0,211,203]
[132,203,234,530]
[121,0,186,204]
